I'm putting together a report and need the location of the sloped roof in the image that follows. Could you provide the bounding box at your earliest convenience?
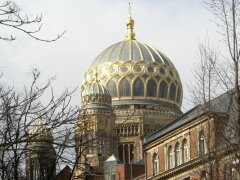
[144,90,234,145]
[105,154,118,162]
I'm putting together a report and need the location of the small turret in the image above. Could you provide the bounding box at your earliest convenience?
[26,118,56,180]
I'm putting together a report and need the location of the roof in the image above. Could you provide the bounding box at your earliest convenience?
[135,159,145,166]
[105,154,118,162]
[90,40,174,68]
[55,165,72,180]
[144,90,234,145]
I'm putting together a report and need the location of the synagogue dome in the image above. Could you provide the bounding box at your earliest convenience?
[81,15,183,112]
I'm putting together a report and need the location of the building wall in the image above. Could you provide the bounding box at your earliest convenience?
[144,115,232,179]
[74,109,115,180]
[115,164,145,180]
[114,105,179,163]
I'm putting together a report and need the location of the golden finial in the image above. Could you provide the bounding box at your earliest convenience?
[128,1,132,18]
[38,117,43,125]
[125,1,135,40]
[94,67,99,83]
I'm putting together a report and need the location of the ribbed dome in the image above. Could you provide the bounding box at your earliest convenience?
[82,82,110,97]
[82,39,182,111]
[90,40,174,68]
[81,82,112,108]
[81,13,183,113]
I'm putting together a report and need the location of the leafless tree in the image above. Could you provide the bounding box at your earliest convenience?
[0,69,79,179]
[0,1,65,42]
[189,0,240,178]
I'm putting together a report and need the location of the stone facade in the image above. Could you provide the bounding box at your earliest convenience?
[144,95,240,180]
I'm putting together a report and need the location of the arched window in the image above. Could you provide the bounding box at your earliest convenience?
[107,80,117,97]
[159,80,168,98]
[175,143,180,166]
[133,78,144,96]
[147,79,157,97]
[152,153,158,176]
[176,87,181,103]
[168,146,173,169]
[169,83,176,100]
[120,78,130,97]
[199,131,205,156]
[182,139,188,163]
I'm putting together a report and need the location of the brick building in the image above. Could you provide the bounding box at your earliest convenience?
[144,90,240,179]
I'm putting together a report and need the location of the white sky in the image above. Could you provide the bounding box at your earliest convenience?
[0,0,220,112]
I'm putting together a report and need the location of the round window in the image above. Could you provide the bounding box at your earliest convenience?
[133,65,142,72]
[169,70,174,77]
[108,67,116,75]
[147,66,154,73]
[121,66,128,73]
[160,68,166,75]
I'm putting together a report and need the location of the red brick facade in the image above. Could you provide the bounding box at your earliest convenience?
[115,164,145,180]
[144,112,238,180]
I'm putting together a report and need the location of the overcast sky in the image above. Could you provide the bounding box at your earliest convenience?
[0,0,220,112]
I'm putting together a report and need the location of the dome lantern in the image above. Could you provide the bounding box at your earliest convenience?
[125,2,135,40]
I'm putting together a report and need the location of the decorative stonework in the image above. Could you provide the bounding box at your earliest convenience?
[81,94,111,106]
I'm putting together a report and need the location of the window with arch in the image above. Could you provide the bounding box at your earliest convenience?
[133,78,144,96]
[107,80,117,97]
[168,146,174,169]
[120,78,130,97]
[159,80,168,98]
[169,83,176,100]
[147,79,157,97]
[176,86,181,103]
[152,153,158,176]
[175,143,181,166]
[182,139,188,163]
[199,130,205,156]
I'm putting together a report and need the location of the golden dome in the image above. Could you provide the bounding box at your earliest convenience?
[81,9,182,112]
[81,82,112,109]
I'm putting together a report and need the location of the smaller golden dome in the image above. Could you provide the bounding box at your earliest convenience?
[81,82,112,109]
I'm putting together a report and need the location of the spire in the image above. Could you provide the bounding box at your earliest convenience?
[125,1,135,40]
[94,67,99,83]
[38,117,43,125]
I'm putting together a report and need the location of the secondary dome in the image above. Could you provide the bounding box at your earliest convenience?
[81,81,112,109]
[81,15,182,112]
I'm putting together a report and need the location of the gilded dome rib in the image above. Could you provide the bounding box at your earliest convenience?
[129,40,133,60]
[155,49,172,66]
[138,42,152,61]
[99,44,115,64]
[145,44,163,63]
[119,41,128,61]
[142,42,155,62]
[108,42,121,63]
[134,40,144,60]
